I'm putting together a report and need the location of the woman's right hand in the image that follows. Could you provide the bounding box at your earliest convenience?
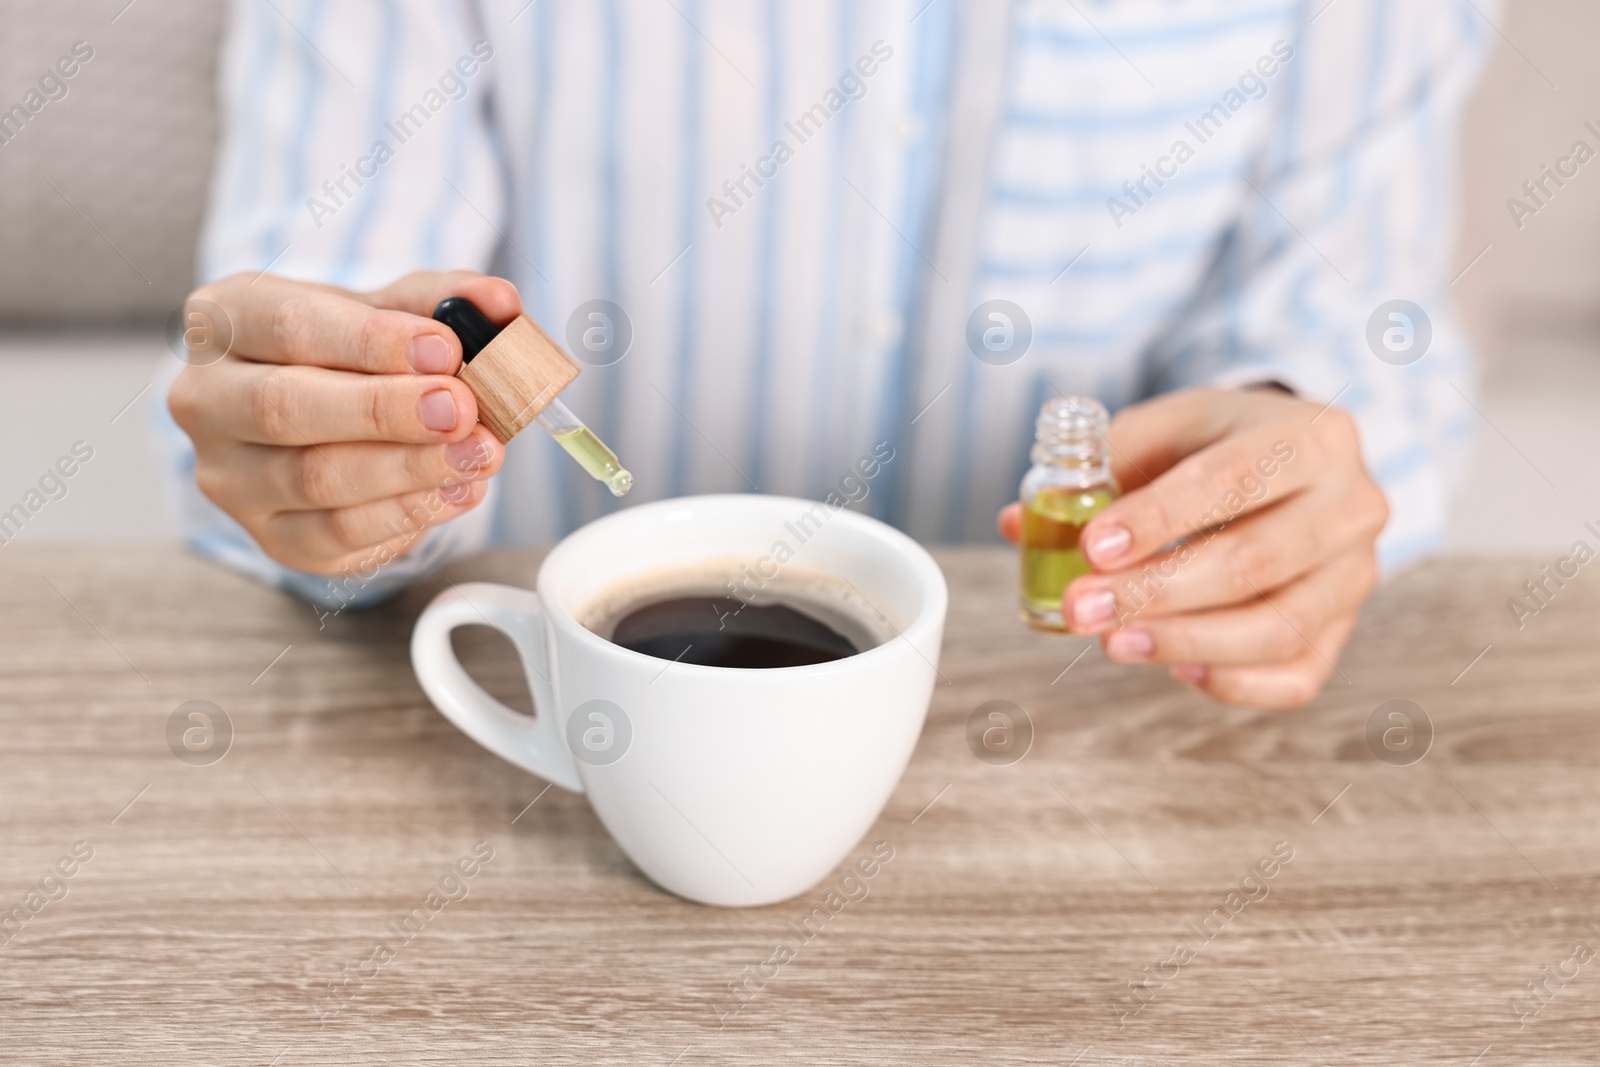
[167,270,517,576]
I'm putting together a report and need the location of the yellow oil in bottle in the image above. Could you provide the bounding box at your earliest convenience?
[1019,485,1115,630]
[1017,396,1117,631]
[554,425,634,497]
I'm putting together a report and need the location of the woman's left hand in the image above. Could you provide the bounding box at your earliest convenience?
[998,387,1390,709]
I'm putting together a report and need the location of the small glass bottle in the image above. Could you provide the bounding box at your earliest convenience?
[1018,396,1118,631]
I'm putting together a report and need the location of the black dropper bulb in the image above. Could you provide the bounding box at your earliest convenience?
[432,296,500,363]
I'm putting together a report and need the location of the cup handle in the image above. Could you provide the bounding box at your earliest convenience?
[410,582,584,793]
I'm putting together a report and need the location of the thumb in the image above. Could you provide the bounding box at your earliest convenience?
[996,502,1021,544]
[365,270,524,326]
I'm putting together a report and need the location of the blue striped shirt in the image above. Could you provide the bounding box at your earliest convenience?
[155,0,1499,605]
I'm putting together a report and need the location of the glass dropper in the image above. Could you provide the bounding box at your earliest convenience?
[432,296,633,497]
[534,397,634,496]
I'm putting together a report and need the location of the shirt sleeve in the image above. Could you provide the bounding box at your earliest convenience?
[153,0,508,607]
[1144,0,1501,571]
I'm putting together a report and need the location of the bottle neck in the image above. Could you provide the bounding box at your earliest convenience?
[1031,396,1112,478]
[1031,442,1112,477]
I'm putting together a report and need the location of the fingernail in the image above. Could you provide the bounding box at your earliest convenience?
[1071,588,1116,628]
[1171,663,1208,686]
[406,333,453,374]
[1084,523,1131,566]
[445,436,490,473]
[438,480,473,505]
[1105,629,1153,661]
[418,390,458,432]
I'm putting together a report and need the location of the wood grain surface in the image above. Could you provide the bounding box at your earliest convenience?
[1,546,1596,1066]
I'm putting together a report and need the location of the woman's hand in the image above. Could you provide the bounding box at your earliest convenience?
[999,387,1389,708]
[168,270,517,575]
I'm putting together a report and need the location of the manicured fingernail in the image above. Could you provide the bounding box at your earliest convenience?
[1071,588,1116,628]
[1084,523,1131,566]
[406,333,453,374]
[1171,663,1208,686]
[445,436,490,472]
[418,389,458,432]
[1105,629,1153,661]
[438,480,473,505]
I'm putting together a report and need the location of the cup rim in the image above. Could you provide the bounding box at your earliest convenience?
[535,494,947,679]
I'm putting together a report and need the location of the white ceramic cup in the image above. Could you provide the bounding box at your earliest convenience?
[410,494,947,907]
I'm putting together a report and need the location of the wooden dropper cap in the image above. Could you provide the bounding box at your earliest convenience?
[432,297,581,443]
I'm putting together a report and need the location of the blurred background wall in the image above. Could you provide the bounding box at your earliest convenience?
[0,0,1595,552]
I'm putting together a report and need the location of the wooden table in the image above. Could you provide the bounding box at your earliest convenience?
[1,546,1596,1065]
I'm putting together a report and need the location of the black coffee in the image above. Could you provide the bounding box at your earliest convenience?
[609,595,861,668]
